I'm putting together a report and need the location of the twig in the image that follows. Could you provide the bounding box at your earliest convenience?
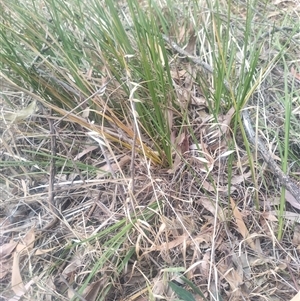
[41,109,59,231]
[242,109,300,203]
[163,35,300,204]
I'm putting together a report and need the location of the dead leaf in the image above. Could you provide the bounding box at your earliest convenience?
[2,100,36,123]
[230,197,256,251]
[291,66,300,81]
[261,211,278,222]
[35,247,57,255]
[199,198,227,222]
[0,241,18,258]
[11,251,25,297]
[218,257,243,293]
[22,227,35,250]
[151,234,189,251]
[292,225,300,248]
[285,190,300,210]
[74,145,98,160]
[83,279,108,301]
[96,155,130,178]
[62,256,82,277]
[290,290,300,301]
[200,251,210,277]
[0,259,11,279]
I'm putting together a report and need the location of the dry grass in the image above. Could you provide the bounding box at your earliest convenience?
[1,0,300,301]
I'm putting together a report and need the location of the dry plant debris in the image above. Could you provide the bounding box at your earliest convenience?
[1,0,300,301]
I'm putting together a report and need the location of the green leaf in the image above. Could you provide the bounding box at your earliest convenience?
[168,281,195,301]
[180,276,208,300]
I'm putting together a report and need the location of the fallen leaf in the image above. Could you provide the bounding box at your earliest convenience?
[270,210,300,223]
[230,197,256,251]
[200,251,210,277]
[285,190,300,210]
[261,211,278,222]
[151,234,189,251]
[22,227,35,250]
[34,247,57,255]
[0,259,11,279]
[74,145,98,160]
[2,100,36,122]
[290,66,300,81]
[83,279,108,301]
[199,198,226,222]
[0,241,18,258]
[292,225,300,248]
[290,290,300,301]
[11,251,25,296]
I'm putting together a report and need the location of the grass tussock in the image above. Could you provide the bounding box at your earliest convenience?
[1,0,300,300]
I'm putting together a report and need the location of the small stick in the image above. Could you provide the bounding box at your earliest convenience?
[41,109,59,232]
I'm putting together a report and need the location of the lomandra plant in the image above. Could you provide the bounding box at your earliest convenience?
[1,0,176,167]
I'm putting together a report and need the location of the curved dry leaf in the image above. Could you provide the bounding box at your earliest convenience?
[0,241,18,258]
[16,228,35,255]
[62,256,82,278]
[290,291,300,301]
[22,228,35,248]
[285,190,300,210]
[151,234,189,251]
[200,251,210,277]
[218,149,235,159]
[230,197,256,251]
[292,225,300,248]
[11,252,25,297]
[0,260,11,279]
[3,100,36,123]
[83,279,107,301]
[34,247,57,255]
[199,198,226,222]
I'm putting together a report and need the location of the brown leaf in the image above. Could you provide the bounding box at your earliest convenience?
[199,198,226,222]
[34,247,57,255]
[74,145,98,160]
[292,225,300,248]
[22,227,35,251]
[0,241,18,258]
[83,279,107,301]
[290,290,300,301]
[218,257,243,292]
[185,30,196,54]
[62,256,82,277]
[200,251,210,277]
[230,197,256,251]
[11,251,25,296]
[285,190,300,210]
[151,234,189,251]
[291,66,300,81]
[0,259,11,279]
